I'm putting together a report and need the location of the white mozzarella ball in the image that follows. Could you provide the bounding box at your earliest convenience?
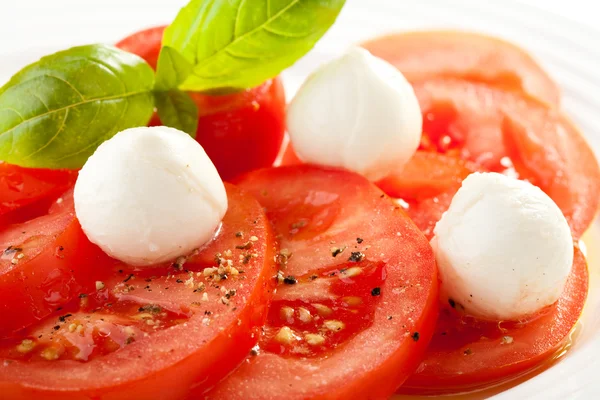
[74,126,228,266]
[286,47,422,181]
[431,172,573,320]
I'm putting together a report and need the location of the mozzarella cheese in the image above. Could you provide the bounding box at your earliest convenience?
[74,126,228,266]
[286,47,422,181]
[431,172,573,321]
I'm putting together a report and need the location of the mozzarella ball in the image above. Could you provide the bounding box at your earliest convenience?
[287,47,422,181]
[431,172,573,321]
[74,126,228,266]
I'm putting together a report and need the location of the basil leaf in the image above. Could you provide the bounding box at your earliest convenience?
[154,90,199,137]
[155,46,194,91]
[0,44,154,169]
[163,0,346,91]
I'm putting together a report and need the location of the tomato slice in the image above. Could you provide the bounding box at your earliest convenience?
[376,151,482,240]
[401,246,588,394]
[0,190,113,338]
[0,163,77,223]
[361,30,560,106]
[116,26,286,181]
[412,79,600,239]
[206,165,438,399]
[0,183,276,399]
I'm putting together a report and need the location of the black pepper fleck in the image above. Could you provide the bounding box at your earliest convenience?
[283,276,297,285]
[448,299,456,308]
[236,242,253,250]
[371,287,381,296]
[356,238,364,244]
[349,252,365,262]
[411,332,420,342]
[58,314,72,323]
[331,247,345,257]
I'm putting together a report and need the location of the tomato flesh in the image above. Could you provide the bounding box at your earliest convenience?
[402,247,588,394]
[413,79,600,239]
[117,26,286,181]
[0,183,276,399]
[0,190,114,338]
[361,30,561,106]
[0,163,77,224]
[377,152,483,240]
[207,165,438,399]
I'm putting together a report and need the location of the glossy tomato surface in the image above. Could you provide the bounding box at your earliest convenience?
[377,151,482,239]
[116,26,286,181]
[115,26,164,69]
[207,165,438,400]
[0,183,277,399]
[0,190,114,338]
[413,79,600,239]
[0,163,77,224]
[362,30,560,106]
[402,247,588,394]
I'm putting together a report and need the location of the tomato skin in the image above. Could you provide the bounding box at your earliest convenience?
[208,166,439,400]
[362,30,560,106]
[0,191,114,339]
[189,78,286,180]
[0,163,77,220]
[116,26,287,181]
[0,183,277,400]
[402,246,588,394]
[115,26,164,69]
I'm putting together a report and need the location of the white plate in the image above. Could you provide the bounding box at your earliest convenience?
[1,1,599,399]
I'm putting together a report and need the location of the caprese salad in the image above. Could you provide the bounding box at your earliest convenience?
[0,1,598,400]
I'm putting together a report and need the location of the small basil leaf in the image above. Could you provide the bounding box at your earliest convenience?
[155,46,194,91]
[0,44,154,169]
[155,90,199,137]
[163,0,346,91]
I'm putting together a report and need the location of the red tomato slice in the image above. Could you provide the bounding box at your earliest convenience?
[280,144,479,240]
[0,183,276,399]
[377,151,479,201]
[116,26,286,181]
[0,190,113,338]
[413,79,600,239]
[402,246,588,394]
[376,151,483,240]
[0,163,77,223]
[207,165,438,399]
[361,30,560,106]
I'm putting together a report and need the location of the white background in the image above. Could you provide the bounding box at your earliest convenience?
[0,0,596,53]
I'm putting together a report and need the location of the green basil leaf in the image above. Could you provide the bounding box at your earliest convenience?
[163,0,346,91]
[0,44,155,169]
[155,46,194,91]
[154,90,199,137]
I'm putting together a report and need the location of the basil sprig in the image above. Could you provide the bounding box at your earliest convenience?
[153,46,199,136]
[0,0,346,169]
[0,44,154,169]
[159,0,346,92]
